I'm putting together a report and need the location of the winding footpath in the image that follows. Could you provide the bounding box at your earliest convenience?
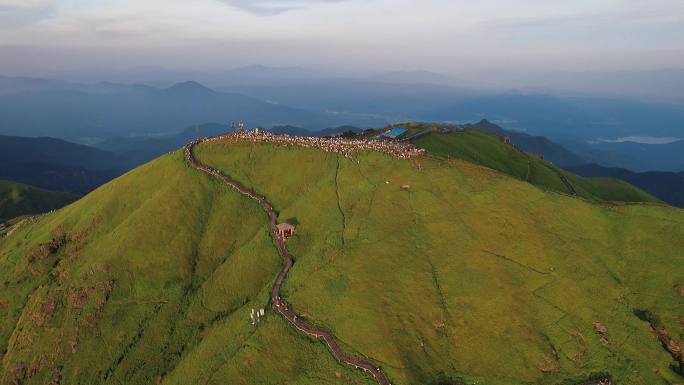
[184,139,392,385]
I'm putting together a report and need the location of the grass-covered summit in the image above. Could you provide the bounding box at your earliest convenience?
[0,133,682,385]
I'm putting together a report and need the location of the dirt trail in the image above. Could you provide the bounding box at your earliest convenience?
[184,139,392,385]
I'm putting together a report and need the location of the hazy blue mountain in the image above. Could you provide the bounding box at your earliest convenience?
[0,162,119,194]
[463,119,586,166]
[372,70,463,85]
[0,135,125,193]
[51,66,684,104]
[0,75,81,95]
[475,68,684,104]
[222,78,478,120]
[50,65,331,87]
[0,135,123,170]
[219,65,328,85]
[567,164,684,208]
[0,78,386,140]
[427,93,684,140]
[562,139,684,172]
[96,123,231,166]
[224,79,684,144]
[4,73,684,173]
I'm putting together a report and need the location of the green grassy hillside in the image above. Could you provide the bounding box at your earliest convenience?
[0,139,682,385]
[0,153,373,385]
[0,180,78,223]
[408,127,661,205]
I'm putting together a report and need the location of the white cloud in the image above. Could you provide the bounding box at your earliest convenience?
[0,0,55,27]
[598,136,683,144]
[0,0,682,73]
[219,0,349,15]
[0,0,53,9]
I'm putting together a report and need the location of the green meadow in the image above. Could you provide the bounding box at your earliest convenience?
[196,139,683,385]
[0,152,372,385]
[408,128,659,205]
[0,136,682,385]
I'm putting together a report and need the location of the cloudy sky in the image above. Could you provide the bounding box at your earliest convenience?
[0,0,683,75]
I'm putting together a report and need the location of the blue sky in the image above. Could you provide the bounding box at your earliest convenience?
[0,0,682,74]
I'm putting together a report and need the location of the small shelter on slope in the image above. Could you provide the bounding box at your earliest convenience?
[277,223,296,239]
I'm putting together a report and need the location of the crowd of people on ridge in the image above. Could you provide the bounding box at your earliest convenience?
[199,130,426,159]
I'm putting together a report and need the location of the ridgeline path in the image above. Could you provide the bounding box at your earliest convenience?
[184,139,392,385]
[185,135,618,385]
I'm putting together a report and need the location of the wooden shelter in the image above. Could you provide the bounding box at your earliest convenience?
[277,223,295,239]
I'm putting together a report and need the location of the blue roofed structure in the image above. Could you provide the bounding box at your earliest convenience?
[380,127,408,140]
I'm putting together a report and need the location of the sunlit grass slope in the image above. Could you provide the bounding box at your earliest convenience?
[411,129,660,205]
[0,180,77,223]
[196,139,683,385]
[0,151,374,385]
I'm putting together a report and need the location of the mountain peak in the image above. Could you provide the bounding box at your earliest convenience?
[166,81,215,94]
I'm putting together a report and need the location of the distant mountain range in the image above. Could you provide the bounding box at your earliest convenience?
[0,134,123,169]
[95,123,232,167]
[0,135,124,193]
[427,94,684,141]
[5,73,683,149]
[562,138,684,172]
[2,70,683,207]
[0,76,386,141]
[567,164,684,208]
[461,121,684,207]
[480,68,684,105]
[463,119,586,166]
[221,77,478,121]
[4,116,683,208]
[208,70,684,143]
[51,65,684,104]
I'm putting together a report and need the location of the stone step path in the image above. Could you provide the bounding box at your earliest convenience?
[185,134,617,385]
[184,138,392,385]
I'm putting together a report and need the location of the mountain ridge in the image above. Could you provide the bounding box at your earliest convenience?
[567,163,684,208]
[1,134,682,385]
[0,135,125,193]
[0,78,387,139]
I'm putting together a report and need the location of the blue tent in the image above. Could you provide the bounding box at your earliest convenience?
[381,128,408,140]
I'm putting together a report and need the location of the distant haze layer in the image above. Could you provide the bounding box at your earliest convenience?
[0,0,682,78]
